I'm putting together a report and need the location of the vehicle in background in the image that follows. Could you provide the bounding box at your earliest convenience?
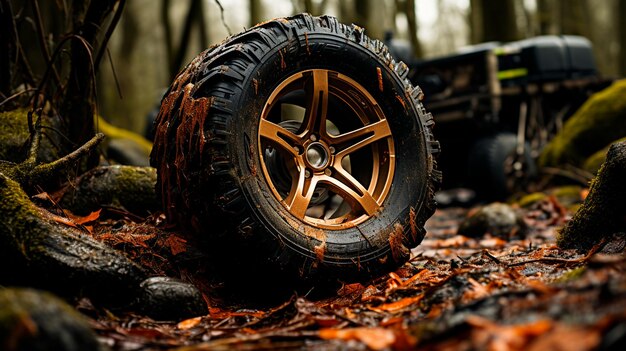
[388,35,611,202]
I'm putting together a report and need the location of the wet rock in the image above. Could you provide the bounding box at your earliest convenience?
[457,203,527,238]
[107,139,151,167]
[0,288,103,351]
[133,277,207,321]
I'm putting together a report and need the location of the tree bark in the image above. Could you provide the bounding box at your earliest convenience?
[537,0,556,35]
[619,0,626,76]
[249,0,263,27]
[470,0,520,43]
[61,0,118,163]
[558,0,591,36]
[558,141,626,251]
[402,0,423,58]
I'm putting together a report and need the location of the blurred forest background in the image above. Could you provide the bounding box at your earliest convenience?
[9,0,626,135]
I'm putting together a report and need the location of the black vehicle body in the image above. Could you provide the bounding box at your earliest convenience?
[393,35,611,199]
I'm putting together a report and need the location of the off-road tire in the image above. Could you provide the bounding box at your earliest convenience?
[150,14,441,281]
[468,133,536,200]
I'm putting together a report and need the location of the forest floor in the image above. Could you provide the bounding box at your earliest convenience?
[76,197,626,351]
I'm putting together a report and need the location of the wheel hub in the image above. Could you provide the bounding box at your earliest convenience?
[305,141,330,170]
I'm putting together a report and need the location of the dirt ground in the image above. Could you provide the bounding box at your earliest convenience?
[71,195,626,351]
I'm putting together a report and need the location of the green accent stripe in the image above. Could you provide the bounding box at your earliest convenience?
[497,68,528,80]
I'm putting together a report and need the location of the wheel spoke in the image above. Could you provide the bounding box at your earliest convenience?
[321,165,379,216]
[334,119,392,158]
[259,118,302,157]
[284,168,318,219]
[301,70,329,137]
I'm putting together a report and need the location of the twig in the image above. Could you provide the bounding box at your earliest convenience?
[30,0,62,87]
[30,133,105,181]
[25,108,43,166]
[541,166,593,186]
[507,240,605,267]
[214,0,232,35]
[0,88,36,108]
[107,49,123,99]
[483,250,502,264]
[94,0,126,70]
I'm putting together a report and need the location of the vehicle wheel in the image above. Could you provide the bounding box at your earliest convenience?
[468,133,536,200]
[150,14,441,281]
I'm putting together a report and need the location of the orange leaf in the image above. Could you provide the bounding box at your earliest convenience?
[177,316,202,330]
[319,327,395,350]
[369,295,423,313]
[70,209,101,225]
[164,235,187,255]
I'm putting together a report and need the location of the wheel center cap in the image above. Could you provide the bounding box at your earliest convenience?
[305,142,330,170]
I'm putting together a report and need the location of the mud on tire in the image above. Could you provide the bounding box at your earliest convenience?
[150,14,441,281]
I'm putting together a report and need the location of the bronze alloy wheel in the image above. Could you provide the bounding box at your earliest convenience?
[151,14,441,282]
[258,69,395,229]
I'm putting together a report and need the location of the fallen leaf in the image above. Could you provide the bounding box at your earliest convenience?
[177,316,202,330]
[69,209,101,225]
[319,327,395,350]
[164,235,187,255]
[369,295,423,313]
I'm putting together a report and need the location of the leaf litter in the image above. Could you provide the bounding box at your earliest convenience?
[79,196,626,350]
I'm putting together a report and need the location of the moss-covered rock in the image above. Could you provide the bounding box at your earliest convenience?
[582,136,626,175]
[539,80,626,168]
[457,203,527,238]
[59,165,158,216]
[0,288,103,351]
[0,109,60,164]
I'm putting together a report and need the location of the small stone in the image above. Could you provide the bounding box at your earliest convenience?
[133,277,207,321]
[457,203,527,238]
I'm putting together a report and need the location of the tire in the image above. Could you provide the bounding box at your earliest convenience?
[150,14,441,282]
[468,133,536,200]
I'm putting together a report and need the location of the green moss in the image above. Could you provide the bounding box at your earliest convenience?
[551,185,583,207]
[0,173,41,246]
[516,192,547,208]
[0,109,60,164]
[582,137,626,175]
[555,267,586,283]
[539,80,626,168]
[0,108,31,163]
[59,165,158,215]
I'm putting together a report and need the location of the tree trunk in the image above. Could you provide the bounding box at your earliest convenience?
[250,0,263,27]
[557,141,626,251]
[619,0,626,76]
[61,0,118,163]
[537,0,557,35]
[470,0,520,43]
[402,0,423,58]
[558,0,591,36]
[0,0,15,99]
